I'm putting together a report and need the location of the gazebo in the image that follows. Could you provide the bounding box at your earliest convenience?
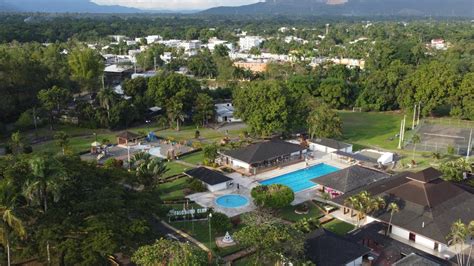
[116,131,140,146]
[90,141,101,154]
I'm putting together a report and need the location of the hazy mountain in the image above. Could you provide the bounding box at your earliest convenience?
[1,0,142,13]
[202,0,474,17]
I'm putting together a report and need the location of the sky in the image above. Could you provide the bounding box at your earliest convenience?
[91,0,261,10]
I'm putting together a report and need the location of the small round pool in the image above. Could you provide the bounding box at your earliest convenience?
[215,194,249,208]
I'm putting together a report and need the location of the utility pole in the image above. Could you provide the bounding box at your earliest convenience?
[154,57,157,71]
[467,129,473,161]
[417,102,421,126]
[398,119,404,149]
[402,115,407,143]
[412,104,417,130]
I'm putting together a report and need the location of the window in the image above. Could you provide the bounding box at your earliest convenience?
[434,242,439,250]
[409,232,416,242]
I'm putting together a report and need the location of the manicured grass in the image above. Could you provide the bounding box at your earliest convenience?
[180,151,205,165]
[156,126,247,143]
[158,176,190,201]
[277,202,324,222]
[339,111,404,151]
[171,220,243,257]
[32,133,116,155]
[322,219,355,235]
[164,162,191,178]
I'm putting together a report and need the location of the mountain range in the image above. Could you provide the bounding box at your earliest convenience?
[0,0,472,16]
[202,0,474,17]
[0,0,141,13]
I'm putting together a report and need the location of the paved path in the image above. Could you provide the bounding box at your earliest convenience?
[159,220,211,252]
[174,159,198,168]
[222,247,256,263]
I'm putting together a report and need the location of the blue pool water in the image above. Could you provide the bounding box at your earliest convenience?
[259,163,340,192]
[216,194,249,208]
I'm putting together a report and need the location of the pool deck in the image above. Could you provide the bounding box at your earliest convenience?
[187,151,351,216]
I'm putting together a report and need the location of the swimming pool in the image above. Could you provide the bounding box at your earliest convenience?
[215,195,249,208]
[259,163,340,192]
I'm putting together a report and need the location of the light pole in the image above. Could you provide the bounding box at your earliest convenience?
[208,213,213,249]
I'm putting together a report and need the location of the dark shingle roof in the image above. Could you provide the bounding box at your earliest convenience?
[221,140,305,165]
[309,137,352,150]
[333,170,474,244]
[305,229,370,265]
[406,167,443,183]
[393,253,442,266]
[311,165,389,193]
[185,167,232,186]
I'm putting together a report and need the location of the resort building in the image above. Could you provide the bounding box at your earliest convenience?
[218,140,307,175]
[185,167,232,192]
[308,138,353,154]
[305,229,371,266]
[311,165,389,198]
[116,131,140,146]
[333,167,474,258]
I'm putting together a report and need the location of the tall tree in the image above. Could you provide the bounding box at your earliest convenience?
[37,86,71,130]
[68,47,104,92]
[0,182,26,266]
[447,220,474,266]
[344,191,385,227]
[54,131,70,155]
[97,87,117,121]
[193,93,215,126]
[307,100,342,139]
[386,202,400,236]
[132,238,208,266]
[23,156,64,212]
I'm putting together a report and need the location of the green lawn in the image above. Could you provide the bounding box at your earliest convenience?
[164,162,191,178]
[339,111,404,151]
[156,126,247,143]
[171,220,244,257]
[322,219,355,235]
[32,132,116,155]
[180,151,204,165]
[277,202,324,222]
[158,176,190,201]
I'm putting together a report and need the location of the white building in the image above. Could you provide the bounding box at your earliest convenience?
[430,39,447,50]
[238,36,264,51]
[308,138,353,154]
[160,52,173,64]
[215,103,241,123]
[179,40,202,51]
[207,38,234,52]
[145,35,162,44]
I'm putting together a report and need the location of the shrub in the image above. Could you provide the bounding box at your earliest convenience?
[15,110,35,130]
[210,212,232,233]
[251,184,295,209]
[103,158,123,169]
[188,179,207,192]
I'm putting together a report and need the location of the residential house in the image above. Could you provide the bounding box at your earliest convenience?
[333,167,474,258]
[215,103,241,123]
[238,36,264,51]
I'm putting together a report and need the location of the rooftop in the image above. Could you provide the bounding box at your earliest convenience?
[305,229,370,265]
[221,140,305,165]
[309,137,352,150]
[185,167,232,186]
[311,165,389,193]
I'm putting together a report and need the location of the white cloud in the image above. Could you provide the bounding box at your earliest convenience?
[91,0,261,10]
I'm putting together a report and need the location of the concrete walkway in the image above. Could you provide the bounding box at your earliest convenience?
[160,220,211,252]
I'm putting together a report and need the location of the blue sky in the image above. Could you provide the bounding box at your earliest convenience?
[92,0,261,10]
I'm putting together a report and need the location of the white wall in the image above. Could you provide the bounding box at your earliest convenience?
[391,225,411,240]
[415,234,436,250]
[231,159,250,170]
[207,182,228,192]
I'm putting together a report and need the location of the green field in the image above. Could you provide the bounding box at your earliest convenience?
[180,151,205,165]
[322,219,355,235]
[164,162,190,178]
[158,176,190,201]
[339,111,404,151]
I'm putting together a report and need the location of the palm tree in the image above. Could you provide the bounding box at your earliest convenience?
[0,183,26,266]
[131,152,169,190]
[412,134,421,160]
[10,131,22,155]
[447,219,474,266]
[386,202,400,236]
[54,131,70,155]
[166,99,185,131]
[23,157,64,213]
[97,87,116,120]
[344,191,385,228]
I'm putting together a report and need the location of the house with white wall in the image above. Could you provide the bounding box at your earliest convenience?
[238,36,264,51]
[215,103,241,123]
[333,167,474,259]
[185,167,232,192]
[308,137,353,153]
